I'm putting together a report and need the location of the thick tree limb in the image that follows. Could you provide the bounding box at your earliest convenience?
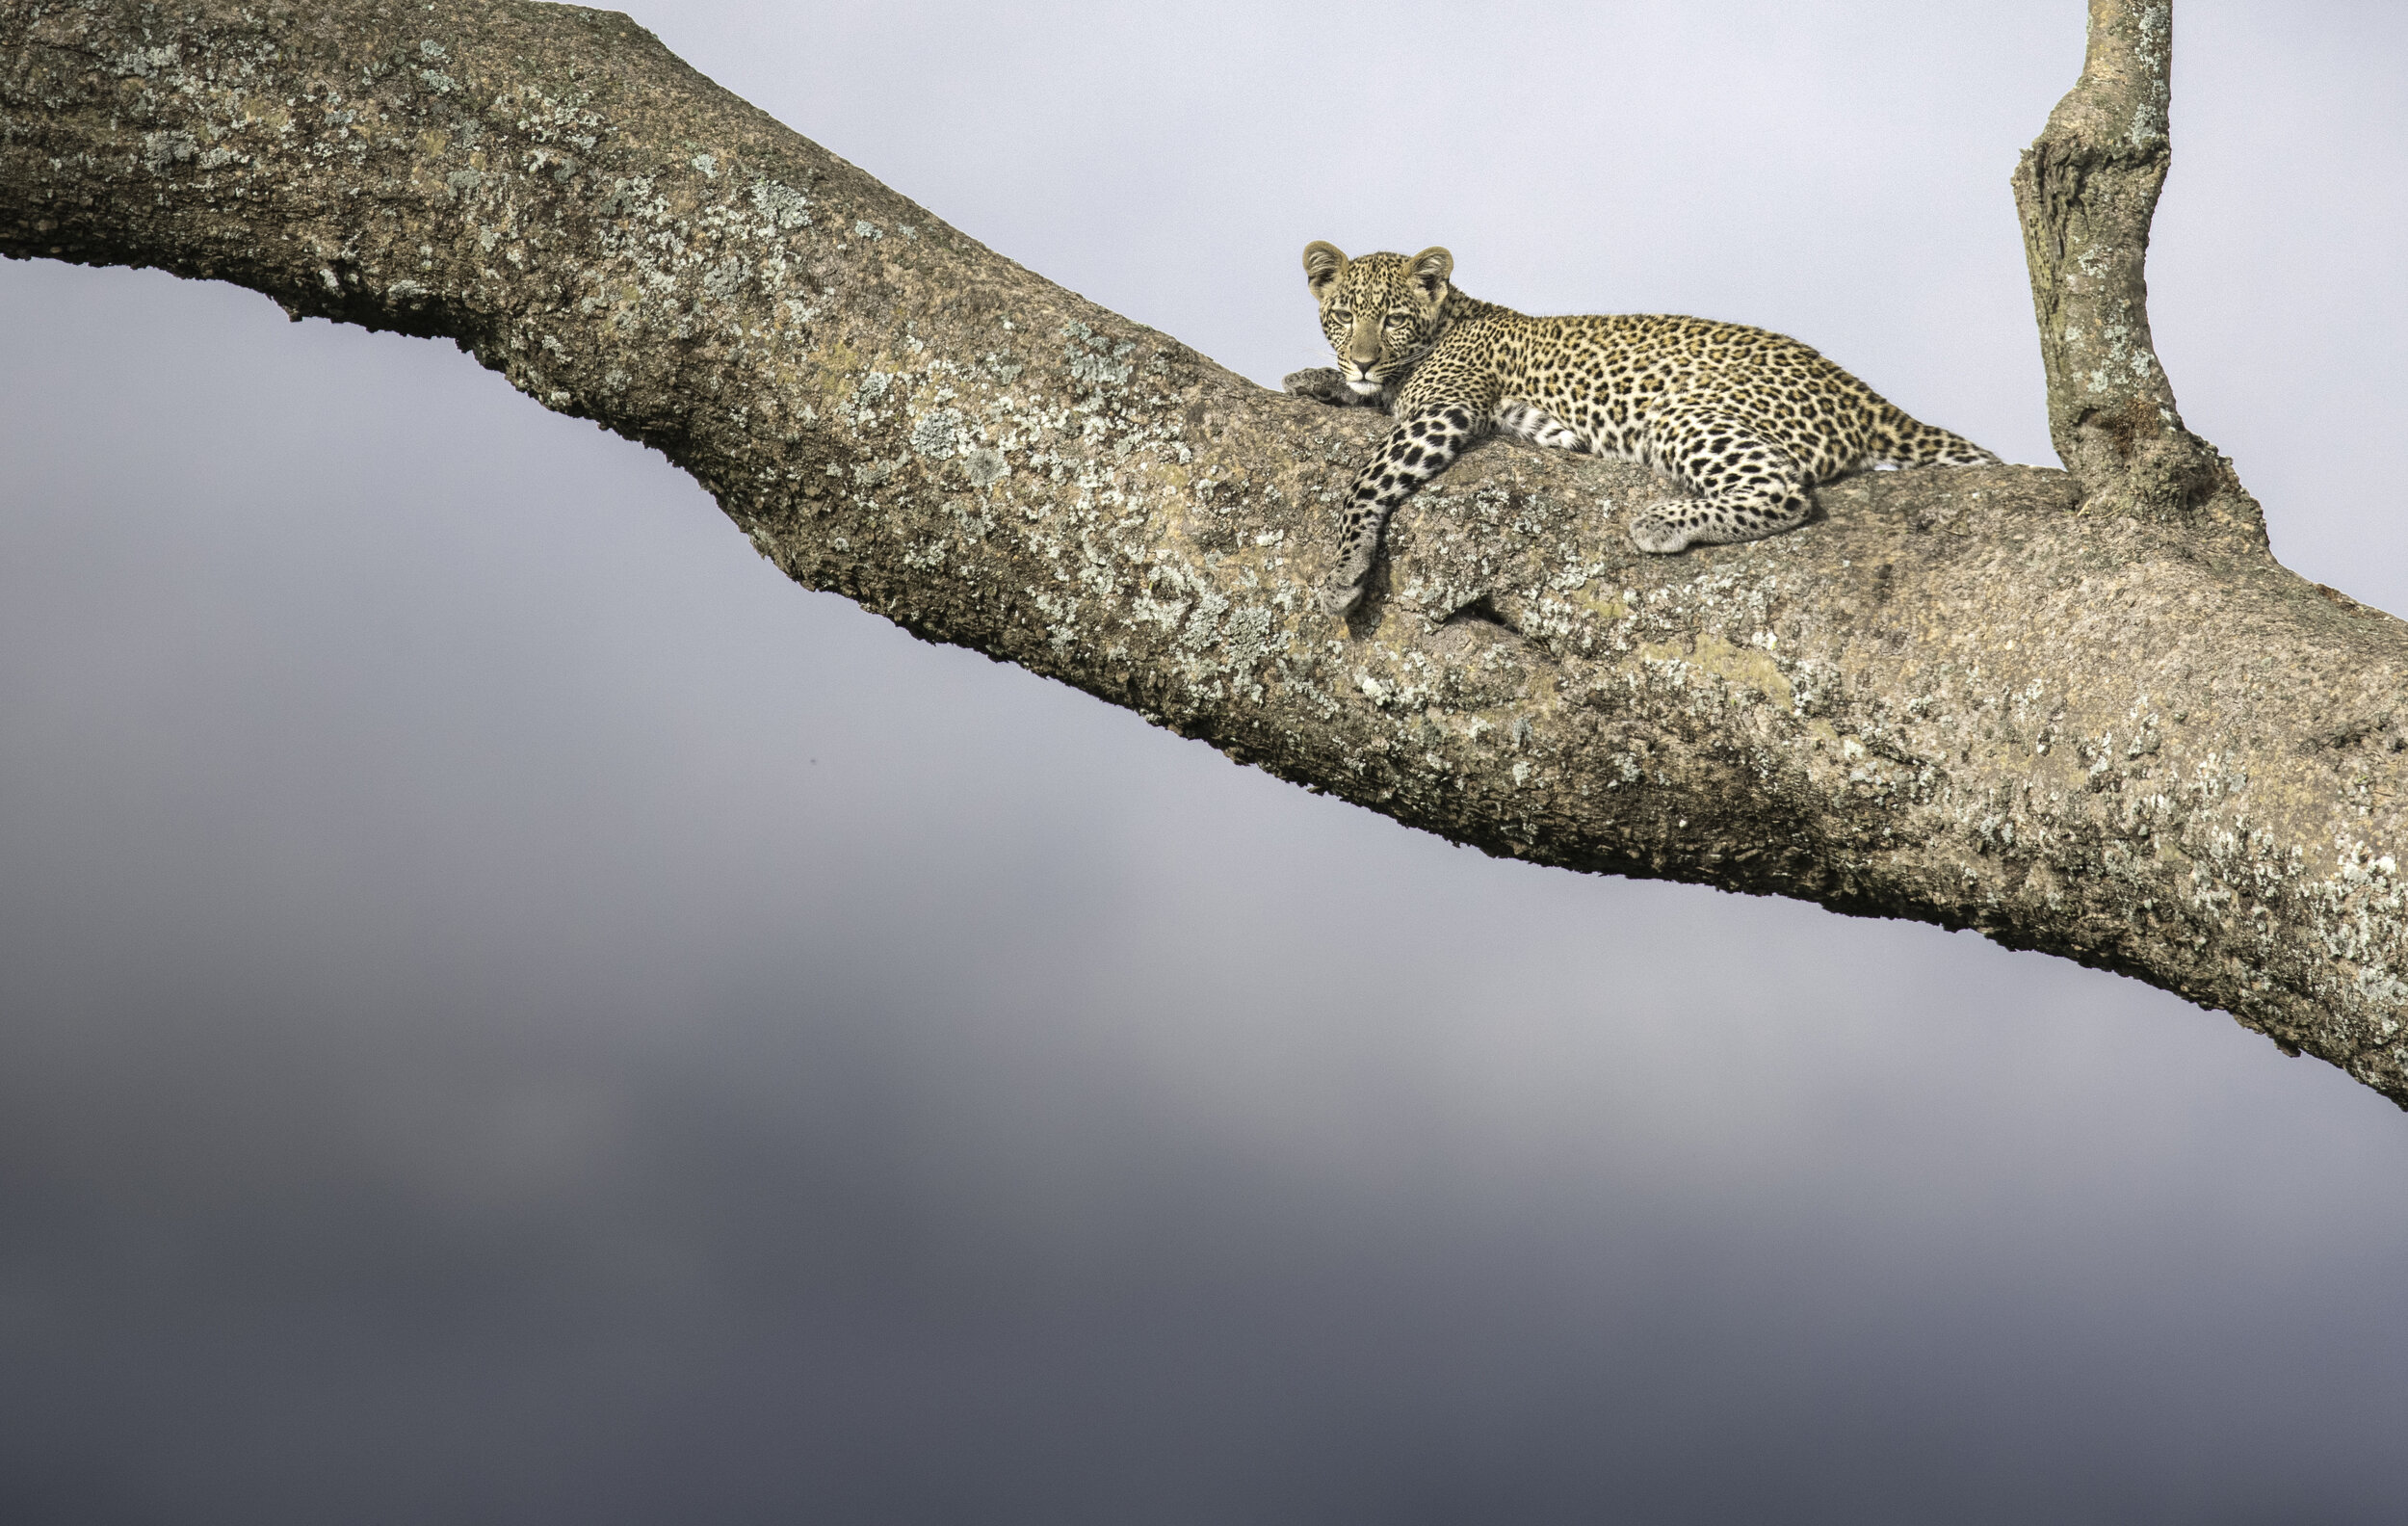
[4,1,2404,1107]
[2011,0,2263,542]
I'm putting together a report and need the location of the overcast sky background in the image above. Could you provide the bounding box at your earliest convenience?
[5,2,2407,1522]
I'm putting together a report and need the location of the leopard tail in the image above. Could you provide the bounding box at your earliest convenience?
[1867,404,2000,468]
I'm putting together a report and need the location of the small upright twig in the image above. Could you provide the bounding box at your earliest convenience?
[2011,0,2264,545]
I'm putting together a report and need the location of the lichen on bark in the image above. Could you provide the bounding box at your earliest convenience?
[3,0,2403,1108]
[2010,0,2262,542]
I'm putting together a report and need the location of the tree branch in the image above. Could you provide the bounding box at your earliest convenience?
[4,1,2403,1107]
[2011,0,2264,543]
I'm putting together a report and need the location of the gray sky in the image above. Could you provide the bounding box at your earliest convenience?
[4,3,2406,1521]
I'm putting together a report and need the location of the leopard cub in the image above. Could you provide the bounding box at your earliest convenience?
[1288,242,1999,617]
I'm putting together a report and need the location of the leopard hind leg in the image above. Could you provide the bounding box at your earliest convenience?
[1627,418,1814,555]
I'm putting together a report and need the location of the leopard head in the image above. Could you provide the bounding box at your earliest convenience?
[1301,242,1453,397]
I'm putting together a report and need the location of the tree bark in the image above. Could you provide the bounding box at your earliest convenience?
[4,1,2404,1108]
[2010,0,2263,542]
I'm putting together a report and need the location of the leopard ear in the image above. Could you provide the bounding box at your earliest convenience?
[1303,241,1348,300]
[1408,247,1453,304]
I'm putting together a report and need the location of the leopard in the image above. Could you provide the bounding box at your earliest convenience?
[1284,243,2000,617]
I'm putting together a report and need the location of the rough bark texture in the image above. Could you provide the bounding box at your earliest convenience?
[4,1,2404,1107]
[2011,0,2262,542]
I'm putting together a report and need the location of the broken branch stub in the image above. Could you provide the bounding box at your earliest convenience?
[2010,0,2264,544]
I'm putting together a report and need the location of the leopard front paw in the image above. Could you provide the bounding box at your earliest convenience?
[1320,574,1368,618]
[1283,367,1361,408]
